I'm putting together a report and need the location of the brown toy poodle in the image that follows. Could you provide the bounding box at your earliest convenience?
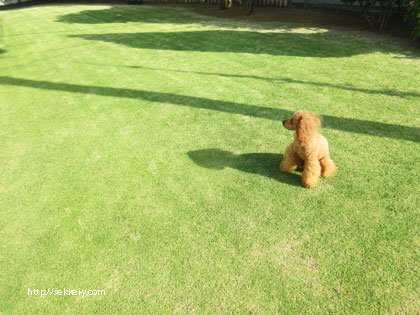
[280,111,337,188]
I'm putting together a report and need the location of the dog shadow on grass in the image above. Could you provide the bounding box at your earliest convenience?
[188,149,302,186]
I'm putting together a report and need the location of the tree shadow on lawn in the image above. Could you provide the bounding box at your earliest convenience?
[56,6,205,26]
[58,6,420,59]
[115,64,420,99]
[188,149,302,186]
[56,5,315,33]
[0,76,419,143]
[70,30,381,58]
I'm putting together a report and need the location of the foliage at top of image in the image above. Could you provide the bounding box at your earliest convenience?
[339,0,402,30]
[406,0,420,39]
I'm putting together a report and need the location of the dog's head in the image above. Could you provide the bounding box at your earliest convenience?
[283,111,321,144]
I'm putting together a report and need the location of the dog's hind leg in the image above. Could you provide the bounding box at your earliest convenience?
[280,146,299,173]
[320,156,337,178]
[302,158,321,188]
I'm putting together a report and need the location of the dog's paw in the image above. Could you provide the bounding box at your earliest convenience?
[302,177,317,188]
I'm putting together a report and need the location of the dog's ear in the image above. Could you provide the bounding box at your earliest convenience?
[296,116,308,144]
[297,113,317,144]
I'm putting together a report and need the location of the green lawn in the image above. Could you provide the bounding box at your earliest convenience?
[1,4,419,313]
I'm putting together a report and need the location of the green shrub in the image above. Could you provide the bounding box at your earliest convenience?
[406,0,420,39]
[341,0,400,30]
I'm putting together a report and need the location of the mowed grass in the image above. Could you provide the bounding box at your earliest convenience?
[1,4,420,313]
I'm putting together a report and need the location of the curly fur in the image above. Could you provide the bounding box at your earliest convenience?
[280,111,337,188]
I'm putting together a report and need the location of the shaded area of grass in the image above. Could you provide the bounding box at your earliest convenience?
[56,6,198,25]
[124,64,420,99]
[71,30,380,58]
[188,149,302,185]
[1,75,418,142]
[78,61,420,98]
